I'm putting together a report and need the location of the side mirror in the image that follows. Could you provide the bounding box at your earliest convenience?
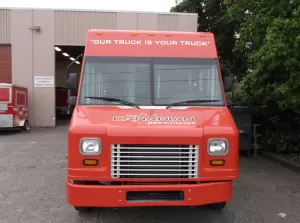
[226,98,233,108]
[223,76,233,92]
[68,73,78,90]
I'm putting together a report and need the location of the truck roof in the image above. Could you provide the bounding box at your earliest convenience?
[87,29,213,35]
[84,29,218,58]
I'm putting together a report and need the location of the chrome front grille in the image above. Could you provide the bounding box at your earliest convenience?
[110,144,199,179]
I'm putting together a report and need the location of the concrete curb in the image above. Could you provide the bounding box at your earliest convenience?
[260,151,300,173]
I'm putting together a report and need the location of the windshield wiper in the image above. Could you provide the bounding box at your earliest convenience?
[166,99,220,109]
[84,96,140,109]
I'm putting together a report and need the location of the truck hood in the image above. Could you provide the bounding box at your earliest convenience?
[70,106,235,138]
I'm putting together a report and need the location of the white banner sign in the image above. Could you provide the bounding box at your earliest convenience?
[34,76,54,87]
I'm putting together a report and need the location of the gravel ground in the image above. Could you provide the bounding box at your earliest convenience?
[0,124,300,223]
[281,154,300,165]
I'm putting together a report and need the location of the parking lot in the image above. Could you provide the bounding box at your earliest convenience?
[1,124,300,223]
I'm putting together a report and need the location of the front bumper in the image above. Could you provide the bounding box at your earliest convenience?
[67,181,233,208]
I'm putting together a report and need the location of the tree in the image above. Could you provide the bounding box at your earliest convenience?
[226,0,300,153]
[172,0,300,153]
[171,0,248,80]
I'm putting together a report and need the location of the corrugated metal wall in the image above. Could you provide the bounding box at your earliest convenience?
[0,9,10,43]
[55,10,117,45]
[2,9,197,46]
[158,14,179,31]
[54,10,197,45]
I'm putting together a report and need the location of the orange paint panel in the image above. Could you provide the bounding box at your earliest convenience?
[85,30,218,58]
[67,181,232,208]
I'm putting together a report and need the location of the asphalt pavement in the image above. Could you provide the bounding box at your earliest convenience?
[0,123,300,223]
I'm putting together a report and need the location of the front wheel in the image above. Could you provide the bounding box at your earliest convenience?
[207,202,226,210]
[74,206,92,213]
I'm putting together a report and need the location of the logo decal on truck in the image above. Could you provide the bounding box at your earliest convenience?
[113,114,196,125]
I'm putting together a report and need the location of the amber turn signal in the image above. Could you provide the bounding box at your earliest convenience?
[210,160,225,166]
[82,159,99,166]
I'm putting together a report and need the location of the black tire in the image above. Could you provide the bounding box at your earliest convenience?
[21,120,30,131]
[73,181,93,213]
[74,206,92,213]
[207,202,226,210]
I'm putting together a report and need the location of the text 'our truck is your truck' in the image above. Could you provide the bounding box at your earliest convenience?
[90,39,211,46]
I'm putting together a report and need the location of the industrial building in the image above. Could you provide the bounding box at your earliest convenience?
[0,8,197,127]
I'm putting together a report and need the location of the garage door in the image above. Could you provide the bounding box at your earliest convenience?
[0,45,12,83]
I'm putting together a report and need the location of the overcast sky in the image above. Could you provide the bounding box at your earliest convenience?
[0,0,177,12]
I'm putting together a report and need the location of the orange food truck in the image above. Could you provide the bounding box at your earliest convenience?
[66,29,239,212]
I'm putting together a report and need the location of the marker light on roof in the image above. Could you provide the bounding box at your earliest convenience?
[62,53,69,57]
[96,32,103,35]
[165,34,172,37]
[148,33,156,36]
[55,47,61,51]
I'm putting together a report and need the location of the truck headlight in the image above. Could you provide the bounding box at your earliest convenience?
[207,139,229,156]
[80,138,102,155]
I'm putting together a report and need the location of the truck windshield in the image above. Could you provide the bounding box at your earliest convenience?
[79,57,224,106]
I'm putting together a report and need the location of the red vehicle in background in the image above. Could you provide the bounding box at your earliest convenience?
[66,29,239,212]
[56,87,69,116]
[0,83,29,131]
